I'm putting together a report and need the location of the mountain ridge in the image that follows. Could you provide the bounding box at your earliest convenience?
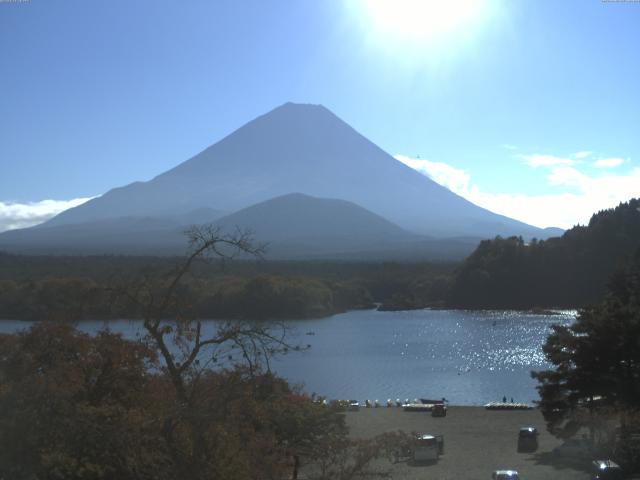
[0,192,481,259]
[42,102,553,239]
[0,102,566,258]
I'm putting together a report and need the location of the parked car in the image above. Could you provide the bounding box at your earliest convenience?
[412,434,440,463]
[591,460,623,480]
[347,400,360,411]
[552,438,593,458]
[432,402,447,417]
[517,426,539,452]
[492,470,520,479]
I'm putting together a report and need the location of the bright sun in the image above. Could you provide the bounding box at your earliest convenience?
[362,0,486,42]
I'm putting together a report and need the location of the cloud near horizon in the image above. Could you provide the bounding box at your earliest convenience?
[395,153,639,230]
[593,157,624,168]
[0,197,94,233]
[517,153,578,168]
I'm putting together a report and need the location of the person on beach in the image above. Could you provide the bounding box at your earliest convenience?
[502,396,507,403]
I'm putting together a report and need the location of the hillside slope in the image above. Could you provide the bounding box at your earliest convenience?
[448,198,640,308]
[42,102,551,239]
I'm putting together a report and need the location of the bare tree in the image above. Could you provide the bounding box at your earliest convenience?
[106,225,316,477]
[107,225,411,479]
[110,225,294,402]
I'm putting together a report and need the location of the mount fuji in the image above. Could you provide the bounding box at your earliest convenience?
[0,103,560,257]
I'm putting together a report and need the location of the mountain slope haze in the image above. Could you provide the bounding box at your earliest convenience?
[44,103,552,239]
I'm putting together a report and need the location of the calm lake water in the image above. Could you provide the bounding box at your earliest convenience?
[0,309,575,406]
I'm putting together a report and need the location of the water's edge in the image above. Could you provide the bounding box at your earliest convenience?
[0,309,576,406]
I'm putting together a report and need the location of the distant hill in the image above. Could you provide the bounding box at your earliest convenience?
[213,193,411,256]
[0,216,186,255]
[39,102,554,240]
[541,226,565,237]
[448,198,640,308]
[0,208,221,254]
[0,193,481,259]
[217,193,410,241]
[214,193,484,260]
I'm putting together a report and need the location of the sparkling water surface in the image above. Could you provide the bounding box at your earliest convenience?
[0,309,575,405]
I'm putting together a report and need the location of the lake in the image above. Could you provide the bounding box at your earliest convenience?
[0,309,575,406]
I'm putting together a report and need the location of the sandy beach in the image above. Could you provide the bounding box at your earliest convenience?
[344,406,592,480]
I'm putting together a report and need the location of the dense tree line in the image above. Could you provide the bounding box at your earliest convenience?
[449,199,640,309]
[0,253,454,321]
[0,275,374,321]
[0,252,455,284]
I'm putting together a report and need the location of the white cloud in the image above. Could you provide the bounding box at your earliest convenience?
[395,155,471,194]
[517,153,577,168]
[395,153,639,229]
[573,151,592,159]
[0,197,93,233]
[593,157,624,168]
[546,166,588,187]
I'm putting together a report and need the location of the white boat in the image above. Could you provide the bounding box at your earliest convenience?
[484,402,532,410]
[402,402,433,412]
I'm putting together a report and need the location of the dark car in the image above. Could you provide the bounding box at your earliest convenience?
[591,460,623,480]
[432,403,447,417]
[517,426,538,452]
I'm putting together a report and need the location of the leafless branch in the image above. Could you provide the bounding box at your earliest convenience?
[106,224,299,403]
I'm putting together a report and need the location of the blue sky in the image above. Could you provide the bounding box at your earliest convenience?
[0,0,638,230]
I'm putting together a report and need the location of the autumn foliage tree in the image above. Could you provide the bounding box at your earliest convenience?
[0,322,363,479]
[0,323,169,479]
[0,226,408,479]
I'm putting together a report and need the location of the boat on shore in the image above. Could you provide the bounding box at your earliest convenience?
[403,403,434,412]
[484,402,533,410]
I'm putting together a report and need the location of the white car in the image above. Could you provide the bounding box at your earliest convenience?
[492,470,519,480]
[592,459,623,479]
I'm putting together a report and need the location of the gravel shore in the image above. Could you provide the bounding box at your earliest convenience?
[344,406,592,480]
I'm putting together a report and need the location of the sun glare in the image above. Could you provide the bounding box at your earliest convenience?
[362,0,486,41]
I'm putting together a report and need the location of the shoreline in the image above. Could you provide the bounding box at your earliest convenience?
[344,406,591,479]
[0,306,578,323]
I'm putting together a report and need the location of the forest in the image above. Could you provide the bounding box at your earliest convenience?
[0,253,453,321]
[449,199,640,309]
[0,199,638,321]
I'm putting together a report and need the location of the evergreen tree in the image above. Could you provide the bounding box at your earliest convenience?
[532,249,640,446]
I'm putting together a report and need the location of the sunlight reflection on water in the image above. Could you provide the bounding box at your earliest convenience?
[270,309,576,405]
